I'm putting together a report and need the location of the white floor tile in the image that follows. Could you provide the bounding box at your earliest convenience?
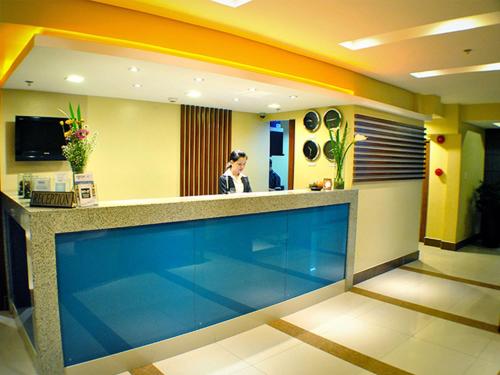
[451,286,500,326]
[382,337,476,375]
[253,343,369,375]
[230,367,266,375]
[463,359,500,375]
[217,325,301,365]
[414,319,494,357]
[356,301,435,335]
[154,343,250,375]
[283,292,378,334]
[318,315,411,359]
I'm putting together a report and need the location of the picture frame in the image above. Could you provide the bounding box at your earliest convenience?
[323,178,332,191]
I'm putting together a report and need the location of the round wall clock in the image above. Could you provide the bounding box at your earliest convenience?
[323,108,342,129]
[303,140,320,161]
[303,110,321,132]
[323,140,336,162]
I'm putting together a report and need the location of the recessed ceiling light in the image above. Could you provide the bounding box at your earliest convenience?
[410,62,500,78]
[339,11,500,50]
[186,90,202,98]
[233,98,240,102]
[268,103,281,109]
[289,95,298,99]
[193,77,205,82]
[133,83,142,88]
[211,0,252,8]
[248,87,256,92]
[65,74,84,83]
[493,122,500,127]
[128,66,140,72]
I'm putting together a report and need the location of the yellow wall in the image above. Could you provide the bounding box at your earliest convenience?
[0,89,268,199]
[457,123,484,242]
[425,104,485,244]
[231,111,269,193]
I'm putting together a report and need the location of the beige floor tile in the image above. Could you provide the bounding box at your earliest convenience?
[218,325,301,365]
[478,339,500,366]
[0,313,36,375]
[319,315,411,359]
[451,287,500,325]
[154,343,250,375]
[463,359,500,375]
[414,318,494,357]
[283,292,378,334]
[356,300,435,335]
[230,367,266,375]
[382,337,476,375]
[253,343,369,375]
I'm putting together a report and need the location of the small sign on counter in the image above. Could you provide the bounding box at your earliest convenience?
[30,191,75,208]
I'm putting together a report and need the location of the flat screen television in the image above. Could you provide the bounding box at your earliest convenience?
[15,116,68,161]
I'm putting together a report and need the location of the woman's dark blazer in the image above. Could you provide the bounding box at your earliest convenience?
[218,174,252,194]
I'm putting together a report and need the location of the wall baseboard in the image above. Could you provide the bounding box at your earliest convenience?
[353,251,419,285]
[424,235,479,251]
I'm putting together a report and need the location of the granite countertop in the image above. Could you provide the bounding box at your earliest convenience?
[1,189,358,233]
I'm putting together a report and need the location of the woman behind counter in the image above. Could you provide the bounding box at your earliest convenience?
[219,150,252,194]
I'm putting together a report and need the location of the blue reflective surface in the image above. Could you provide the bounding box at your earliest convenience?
[56,204,349,365]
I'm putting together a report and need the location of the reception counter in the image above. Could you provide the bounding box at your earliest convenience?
[1,189,358,375]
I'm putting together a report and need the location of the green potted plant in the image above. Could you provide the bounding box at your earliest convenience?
[327,122,367,189]
[475,181,500,247]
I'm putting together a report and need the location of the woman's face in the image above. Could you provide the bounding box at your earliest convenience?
[231,157,247,175]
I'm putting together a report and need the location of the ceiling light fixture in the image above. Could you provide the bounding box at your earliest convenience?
[410,62,500,78]
[289,95,298,99]
[211,0,252,8]
[193,77,205,82]
[339,11,500,50]
[128,66,140,72]
[233,98,240,102]
[186,90,202,98]
[267,103,281,109]
[133,83,142,88]
[65,74,84,83]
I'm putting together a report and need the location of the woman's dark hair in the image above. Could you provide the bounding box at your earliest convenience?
[226,150,247,170]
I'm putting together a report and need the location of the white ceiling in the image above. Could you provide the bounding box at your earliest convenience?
[90,0,500,104]
[4,45,353,114]
[3,37,429,121]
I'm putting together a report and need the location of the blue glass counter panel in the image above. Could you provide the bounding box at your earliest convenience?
[55,203,349,365]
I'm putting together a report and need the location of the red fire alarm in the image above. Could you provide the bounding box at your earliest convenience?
[435,168,444,176]
[437,135,445,144]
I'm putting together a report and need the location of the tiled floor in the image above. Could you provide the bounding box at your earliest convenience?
[1,243,499,375]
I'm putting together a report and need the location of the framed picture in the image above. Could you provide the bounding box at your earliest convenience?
[323,178,332,191]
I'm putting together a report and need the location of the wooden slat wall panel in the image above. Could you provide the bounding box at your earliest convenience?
[180,105,232,196]
[354,114,426,183]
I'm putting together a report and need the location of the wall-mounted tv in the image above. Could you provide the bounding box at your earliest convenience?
[15,116,68,161]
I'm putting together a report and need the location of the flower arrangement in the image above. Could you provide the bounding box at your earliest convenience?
[327,122,367,189]
[59,103,96,174]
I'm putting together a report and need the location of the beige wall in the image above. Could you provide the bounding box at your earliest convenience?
[354,180,422,273]
[0,89,268,199]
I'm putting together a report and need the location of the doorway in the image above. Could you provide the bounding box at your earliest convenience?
[269,119,295,191]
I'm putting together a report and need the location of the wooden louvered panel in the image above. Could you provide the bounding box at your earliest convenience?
[354,114,426,183]
[180,105,232,196]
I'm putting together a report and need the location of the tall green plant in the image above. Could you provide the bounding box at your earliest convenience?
[327,122,367,188]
